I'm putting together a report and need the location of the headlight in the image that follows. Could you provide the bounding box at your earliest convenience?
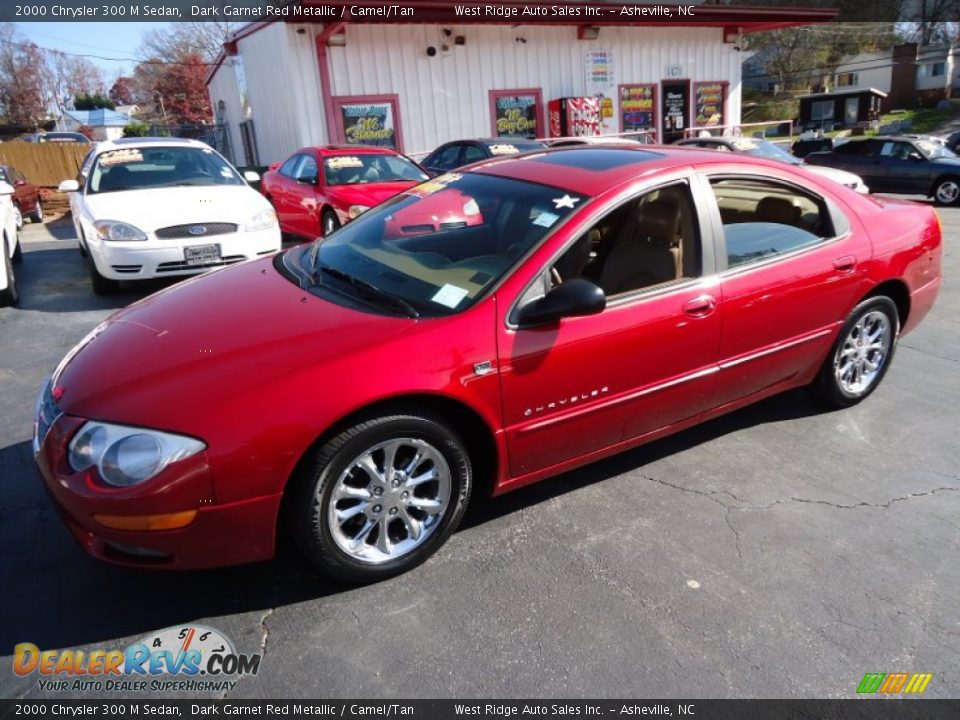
[244,207,278,232]
[93,220,147,242]
[68,421,205,487]
[348,205,370,219]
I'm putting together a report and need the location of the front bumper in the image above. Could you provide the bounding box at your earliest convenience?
[88,227,281,281]
[35,414,281,570]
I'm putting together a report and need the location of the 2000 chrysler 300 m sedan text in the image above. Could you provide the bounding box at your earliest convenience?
[34,147,942,583]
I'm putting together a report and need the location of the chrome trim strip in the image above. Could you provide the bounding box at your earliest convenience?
[719,328,834,370]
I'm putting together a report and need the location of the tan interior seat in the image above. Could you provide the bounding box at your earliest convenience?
[755,196,801,226]
[599,199,679,295]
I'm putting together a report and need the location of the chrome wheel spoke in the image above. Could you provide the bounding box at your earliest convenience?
[349,519,376,550]
[399,507,422,541]
[406,467,439,489]
[333,484,372,502]
[356,455,384,484]
[408,496,443,515]
[376,520,393,554]
[335,502,370,524]
[381,440,402,481]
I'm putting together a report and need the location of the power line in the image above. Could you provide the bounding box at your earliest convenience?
[3,38,216,67]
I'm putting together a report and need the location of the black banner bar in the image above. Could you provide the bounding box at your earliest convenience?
[3,700,960,720]
[0,1,931,24]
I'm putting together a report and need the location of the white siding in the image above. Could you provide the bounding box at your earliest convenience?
[327,24,742,155]
[234,22,328,165]
[207,60,248,166]
[833,51,893,94]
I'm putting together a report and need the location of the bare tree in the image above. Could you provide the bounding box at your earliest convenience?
[139,22,237,64]
[0,23,47,127]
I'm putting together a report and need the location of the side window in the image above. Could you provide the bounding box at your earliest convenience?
[278,155,301,178]
[433,144,463,170]
[550,182,701,297]
[462,144,486,164]
[835,141,870,156]
[709,177,834,269]
[0,168,7,183]
[294,155,318,182]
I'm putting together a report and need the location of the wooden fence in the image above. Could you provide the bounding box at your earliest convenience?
[0,142,89,187]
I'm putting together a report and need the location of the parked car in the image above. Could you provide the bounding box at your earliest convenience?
[0,179,23,306]
[35,147,941,582]
[21,131,91,144]
[674,137,869,193]
[421,138,547,175]
[791,136,833,158]
[804,136,960,205]
[260,145,429,239]
[58,137,281,295]
[0,165,43,227]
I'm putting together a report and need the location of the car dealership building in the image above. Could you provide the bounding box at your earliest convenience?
[206,1,833,166]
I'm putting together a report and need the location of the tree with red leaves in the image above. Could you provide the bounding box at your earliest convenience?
[109,76,135,106]
[0,24,47,127]
[153,53,212,125]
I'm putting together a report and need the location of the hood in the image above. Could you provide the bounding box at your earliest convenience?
[53,256,415,431]
[326,181,418,210]
[83,185,272,233]
[932,156,960,167]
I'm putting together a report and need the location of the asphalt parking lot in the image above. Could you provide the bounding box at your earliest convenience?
[1,204,958,700]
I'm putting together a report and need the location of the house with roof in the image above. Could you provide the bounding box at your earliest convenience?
[60,108,132,142]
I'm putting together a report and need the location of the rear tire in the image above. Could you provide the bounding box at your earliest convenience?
[88,257,119,296]
[813,296,898,408]
[289,413,472,583]
[0,240,19,307]
[12,238,22,264]
[933,177,960,206]
[29,200,43,223]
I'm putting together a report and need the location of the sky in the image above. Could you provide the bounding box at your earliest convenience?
[15,22,170,79]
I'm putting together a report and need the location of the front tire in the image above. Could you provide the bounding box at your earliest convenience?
[321,209,340,237]
[933,177,960,206]
[289,414,472,583]
[814,296,898,408]
[29,200,43,223]
[88,256,119,296]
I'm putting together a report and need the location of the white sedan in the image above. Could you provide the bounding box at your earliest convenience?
[0,179,23,307]
[59,138,281,295]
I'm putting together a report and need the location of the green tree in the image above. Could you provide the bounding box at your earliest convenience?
[74,92,115,111]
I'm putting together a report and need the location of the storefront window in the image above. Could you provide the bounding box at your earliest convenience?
[489,89,544,139]
[332,94,404,151]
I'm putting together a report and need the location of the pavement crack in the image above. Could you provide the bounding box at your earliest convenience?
[899,343,960,365]
[789,487,958,510]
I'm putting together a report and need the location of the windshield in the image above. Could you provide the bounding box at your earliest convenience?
[309,172,586,317]
[87,146,244,194]
[323,154,428,186]
[917,141,956,160]
[734,139,801,165]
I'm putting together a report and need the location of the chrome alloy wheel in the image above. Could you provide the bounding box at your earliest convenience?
[327,438,451,564]
[834,310,892,396]
[935,179,960,205]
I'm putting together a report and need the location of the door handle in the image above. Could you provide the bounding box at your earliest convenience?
[833,255,857,274]
[683,294,717,318]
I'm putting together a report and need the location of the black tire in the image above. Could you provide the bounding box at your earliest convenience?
[932,177,960,207]
[29,200,43,223]
[289,413,472,583]
[321,209,340,237]
[88,257,119,296]
[814,296,899,408]
[12,238,22,264]
[0,239,19,307]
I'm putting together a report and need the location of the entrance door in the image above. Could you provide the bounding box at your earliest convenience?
[661,81,691,144]
[845,97,859,126]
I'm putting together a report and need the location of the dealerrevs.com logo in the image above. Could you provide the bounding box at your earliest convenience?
[13,625,261,693]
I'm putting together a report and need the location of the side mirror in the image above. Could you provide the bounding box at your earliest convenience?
[243,170,260,183]
[516,278,606,327]
[58,179,80,192]
[0,181,13,196]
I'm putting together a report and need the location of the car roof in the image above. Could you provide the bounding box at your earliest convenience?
[96,137,210,151]
[469,145,785,196]
[309,145,400,157]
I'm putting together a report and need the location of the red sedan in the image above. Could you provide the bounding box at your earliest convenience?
[0,165,43,228]
[34,147,941,582]
[260,145,428,239]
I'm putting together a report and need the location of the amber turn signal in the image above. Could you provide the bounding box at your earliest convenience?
[94,510,198,531]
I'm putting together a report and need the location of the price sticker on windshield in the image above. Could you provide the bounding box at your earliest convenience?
[431,284,469,309]
[99,149,143,166]
[326,156,364,169]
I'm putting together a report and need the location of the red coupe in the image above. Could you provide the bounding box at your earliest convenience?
[34,147,941,582]
[260,145,429,239]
